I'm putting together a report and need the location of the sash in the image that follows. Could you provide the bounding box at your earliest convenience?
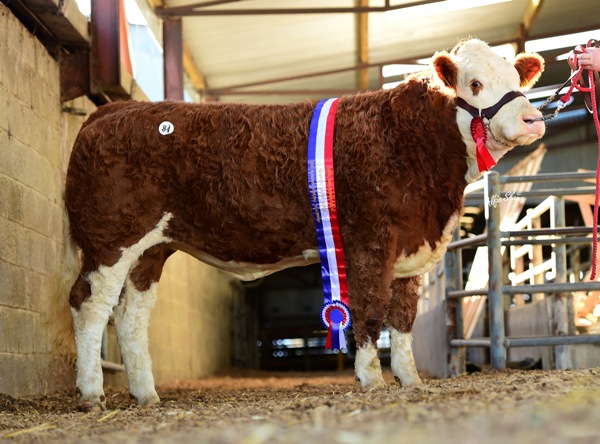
[307,98,352,350]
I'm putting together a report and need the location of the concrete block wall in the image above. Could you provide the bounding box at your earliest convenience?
[0,3,94,396]
[1,3,239,397]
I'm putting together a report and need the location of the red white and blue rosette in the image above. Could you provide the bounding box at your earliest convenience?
[307,98,352,351]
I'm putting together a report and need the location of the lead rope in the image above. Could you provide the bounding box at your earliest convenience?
[530,45,600,278]
[570,47,600,279]
[588,69,600,280]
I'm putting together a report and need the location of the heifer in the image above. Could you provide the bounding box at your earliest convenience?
[65,39,545,411]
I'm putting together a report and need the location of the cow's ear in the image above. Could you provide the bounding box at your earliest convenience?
[514,53,544,90]
[432,51,458,90]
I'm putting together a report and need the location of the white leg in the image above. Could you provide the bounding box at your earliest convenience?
[390,328,422,387]
[72,266,127,411]
[354,340,386,390]
[72,213,173,411]
[113,279,160,406]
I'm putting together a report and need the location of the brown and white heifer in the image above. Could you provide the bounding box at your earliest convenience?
[65,39,545,411]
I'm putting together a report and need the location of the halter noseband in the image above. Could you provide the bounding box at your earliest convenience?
[456,91,526,120]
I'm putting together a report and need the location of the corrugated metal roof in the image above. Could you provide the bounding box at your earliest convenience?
[157,0,600,103]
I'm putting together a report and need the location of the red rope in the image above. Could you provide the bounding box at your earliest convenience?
[588,70,600,280]
[570,46,600,280]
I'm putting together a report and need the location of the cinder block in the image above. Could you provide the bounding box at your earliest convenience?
[2,41,20,95]
[46,127,61,170]
[29,231,54,275]
[25,270,42,312]
[15,224,30,268]
[7,179,23,223]
[0,306,10,353]
[32,312,51,354]
[49,204,64,241]
[23,188,51,236]
[0,175,10,218]
[0,5,8,55]
[17,310,34,354]
[0,90,8,132]
[0,352,18,395]
[20,28,36,69]
[0,261,27,308]
[0,216,16,264]
[0,306,29,353]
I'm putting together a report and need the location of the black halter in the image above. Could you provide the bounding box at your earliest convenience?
[455,91,526,120]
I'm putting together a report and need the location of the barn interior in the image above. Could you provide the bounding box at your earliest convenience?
[2,0,600,405]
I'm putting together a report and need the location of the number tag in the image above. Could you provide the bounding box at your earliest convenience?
[158,121,174,135]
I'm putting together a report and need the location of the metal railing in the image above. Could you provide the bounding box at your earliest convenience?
[445,170,600,375]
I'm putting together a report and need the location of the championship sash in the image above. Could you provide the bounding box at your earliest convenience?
[307,98,352,350]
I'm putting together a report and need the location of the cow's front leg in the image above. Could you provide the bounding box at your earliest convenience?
[386,276,423,387]
[348,253,393,390]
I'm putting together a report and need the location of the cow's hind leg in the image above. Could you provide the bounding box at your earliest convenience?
[386,276,423,387]
[112,247,173,407]
[70,262,129,412]
[70,213,174,411]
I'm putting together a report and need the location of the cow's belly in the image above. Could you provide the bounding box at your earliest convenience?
[173,243,320,281]
[393,212,460,278]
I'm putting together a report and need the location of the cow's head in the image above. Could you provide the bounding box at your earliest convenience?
[432,39,545,181]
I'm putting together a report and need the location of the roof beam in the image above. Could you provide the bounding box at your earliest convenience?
[155,1,447,17]
[183,42,207,91]
[202,25,600,98]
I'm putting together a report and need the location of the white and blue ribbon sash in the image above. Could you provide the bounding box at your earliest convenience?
[307,98,351,350]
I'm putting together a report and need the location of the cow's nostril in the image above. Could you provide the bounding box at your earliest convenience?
[523,115,544,124]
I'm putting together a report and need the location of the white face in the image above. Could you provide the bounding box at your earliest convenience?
[452,40,545,156]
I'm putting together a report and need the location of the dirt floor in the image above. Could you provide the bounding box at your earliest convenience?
[1,367,600,443]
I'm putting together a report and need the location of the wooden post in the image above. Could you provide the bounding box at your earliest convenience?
[163,17,184,100]
[355,0,369,90]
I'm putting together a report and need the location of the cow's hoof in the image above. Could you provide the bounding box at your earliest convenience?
[356,373,386,391]
[79,396,106,413]
[394,375,424,388]
[394,376,424,388]
[137,394,161,407]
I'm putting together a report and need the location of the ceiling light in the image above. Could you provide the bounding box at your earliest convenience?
[385,0,512,22]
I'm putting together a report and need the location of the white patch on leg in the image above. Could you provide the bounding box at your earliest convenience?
[73,213,173,409]
[354,341,385,390]
[113,279,160,406]
[390,328,422,387]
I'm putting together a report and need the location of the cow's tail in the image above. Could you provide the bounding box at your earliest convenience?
[48,206,80,364]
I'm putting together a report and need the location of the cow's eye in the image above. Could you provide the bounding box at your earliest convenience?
[469,80,483,95]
